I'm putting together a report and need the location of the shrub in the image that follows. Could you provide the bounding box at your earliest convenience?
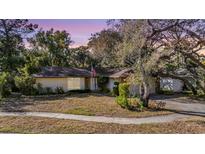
[102,87,110,93]
[55,87,65,94]
[0,72,12,98]
[159,89,174,95]
[116,83,130,109]
[45,87,53,94]
[116,95,129,109]
[15,75,36,95]
[97,77,109,93]
[128,98,144,111]
[36,83,45,95]
[112,82,119,96]
[137,100,144,111]
[118,83,129,97]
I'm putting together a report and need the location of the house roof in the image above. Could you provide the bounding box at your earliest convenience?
[32,66,92,78]
[95,68,133,78]
[32,66,133,78]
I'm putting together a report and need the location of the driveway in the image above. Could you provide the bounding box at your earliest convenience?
[151,95,205,116]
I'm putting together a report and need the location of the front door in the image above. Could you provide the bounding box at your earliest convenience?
[85,77,90,90]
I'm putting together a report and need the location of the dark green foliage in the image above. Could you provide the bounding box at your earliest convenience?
[112,82,119,96]
[97,77,109,93]
[45,87,54,94]
[55,87,65,94]
[14,58,38,95]
[71,46,94,67]
[28,28,72,67]
[14,75,36,95]
[36,83,45,95]
[0,19,38,72]
[0,72,12,98]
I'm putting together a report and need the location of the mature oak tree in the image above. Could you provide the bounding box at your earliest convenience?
[88,29,122,68]
[110,19,205,106]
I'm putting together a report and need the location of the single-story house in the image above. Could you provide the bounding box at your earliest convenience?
[32,66,185,94]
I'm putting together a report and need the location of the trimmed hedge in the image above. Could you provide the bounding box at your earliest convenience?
[116,83,130,109]
[119,83,129,97]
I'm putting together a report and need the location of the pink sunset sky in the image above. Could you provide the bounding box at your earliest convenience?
[29,19,108,48]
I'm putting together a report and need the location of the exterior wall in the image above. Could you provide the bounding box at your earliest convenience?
[106,77,156,95]
[160,77,184,92]
[90,77,98,91]
[35,77,86,92]
[106,78,121,91]
[35,78,68,91]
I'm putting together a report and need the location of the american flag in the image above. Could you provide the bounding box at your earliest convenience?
[91,65,96,77]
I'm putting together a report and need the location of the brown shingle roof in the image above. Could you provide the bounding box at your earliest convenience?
[32,66,133,78]
[32,66,92,78]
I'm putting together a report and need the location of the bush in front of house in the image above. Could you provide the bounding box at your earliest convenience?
[118,83,129,97]
[116,83,130,109]
[158,89,174,95]
[129,97,144,111]
[14,75,36,95]
[35,83,45,95]
[45,87,54,94]
[55,87,65,94]
[116,95,129,108]
[116,83,145,111]
[0,72,12,98]
[97,76,110,93]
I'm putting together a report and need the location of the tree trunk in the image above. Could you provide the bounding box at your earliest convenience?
[155,76,161,93]
[142,81,150,107]
[139,48,150,107]
[139,83,144,98]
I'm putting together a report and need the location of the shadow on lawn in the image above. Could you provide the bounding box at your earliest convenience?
[0,92,111,112]
[166,109,205,117]
[0,97,34,112]
[151,94,205,104]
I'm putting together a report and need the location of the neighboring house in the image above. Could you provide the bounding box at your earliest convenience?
[32,66,185,94]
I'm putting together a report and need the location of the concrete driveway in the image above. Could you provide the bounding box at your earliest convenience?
[151,94,205,116]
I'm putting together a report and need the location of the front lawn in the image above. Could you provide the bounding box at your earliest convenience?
[0,116,204,133]
[0,93,171,118]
